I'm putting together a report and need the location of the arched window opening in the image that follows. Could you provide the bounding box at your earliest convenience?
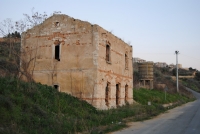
[105,82,111,107]
[116,83,121,106]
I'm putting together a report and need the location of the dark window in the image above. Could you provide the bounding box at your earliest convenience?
[106,45,110,62]
[125,53,128,69]
[55,22,60,27]
[54,85,59,91]
[55,45,60,61]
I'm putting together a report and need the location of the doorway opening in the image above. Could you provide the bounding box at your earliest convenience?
[125,53,128,69]
[116,83,120,106]
[105,82,110,107]
[125,84,128,103]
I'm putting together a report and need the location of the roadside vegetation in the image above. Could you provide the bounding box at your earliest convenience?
[134,88,194,106]
[180,69,200,93]
[0,76,195,134]
[181,78,200,93]
[172,67,200,93]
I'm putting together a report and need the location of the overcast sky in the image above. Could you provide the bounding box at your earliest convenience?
[0,0,200,70]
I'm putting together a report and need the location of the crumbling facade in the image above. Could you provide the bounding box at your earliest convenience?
[21,14,133,109]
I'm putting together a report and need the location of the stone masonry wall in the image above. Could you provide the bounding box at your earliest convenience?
[94,26,133,109]
[21,14,98,99]
[21,14,133,110]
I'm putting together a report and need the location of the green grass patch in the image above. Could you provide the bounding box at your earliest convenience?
[181,79,200,92]
[134,88,191,105]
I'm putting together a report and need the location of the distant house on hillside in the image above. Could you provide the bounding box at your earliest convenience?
[20,14,133,109]
[154,62,168,68]
[133,57,146,63]
[169,63,183,69]
[168,63,175,68]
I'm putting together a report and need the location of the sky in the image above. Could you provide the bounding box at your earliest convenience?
[0,0,200,70]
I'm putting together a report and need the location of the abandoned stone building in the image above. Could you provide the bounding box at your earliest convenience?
[21,14,133,109]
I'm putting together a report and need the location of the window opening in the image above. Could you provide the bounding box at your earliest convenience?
[116,83,120,106]
[106,45,110,62]
[54,85,59,91]
[125,53,128,69]
[125,85,128,103]
[105,82,110,107]
[55,22,60,27]
[55,44,60,61]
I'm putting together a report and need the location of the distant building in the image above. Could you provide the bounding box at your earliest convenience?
[169,63,182,69]
[182,68,189,71]
[168,63,175,68]
[178,64,182,68]
[154,62,168,68]
[133,57,146,63]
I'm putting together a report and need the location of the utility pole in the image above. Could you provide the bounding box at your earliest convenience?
[175,51,179,93]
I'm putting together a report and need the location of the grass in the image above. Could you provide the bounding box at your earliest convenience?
[181,78,200,92]
[134,88,192,105]
[0,77,195,134]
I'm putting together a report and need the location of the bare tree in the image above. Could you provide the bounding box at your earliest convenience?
[15,8,48,33]
[0,8,63,83]
[19,9,60,82]
[0,8,52,80]
[0,18,16,58]
[0,18,15,37]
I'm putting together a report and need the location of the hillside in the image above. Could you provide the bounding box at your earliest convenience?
[0,76,195,134]
[0,39,20,77]
[154,66,200,93]
[0,41,198,133]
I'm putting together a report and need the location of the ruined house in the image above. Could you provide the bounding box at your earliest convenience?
[21,14,133,109]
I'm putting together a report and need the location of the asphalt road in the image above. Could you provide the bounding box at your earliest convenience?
[113,88,200,134]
